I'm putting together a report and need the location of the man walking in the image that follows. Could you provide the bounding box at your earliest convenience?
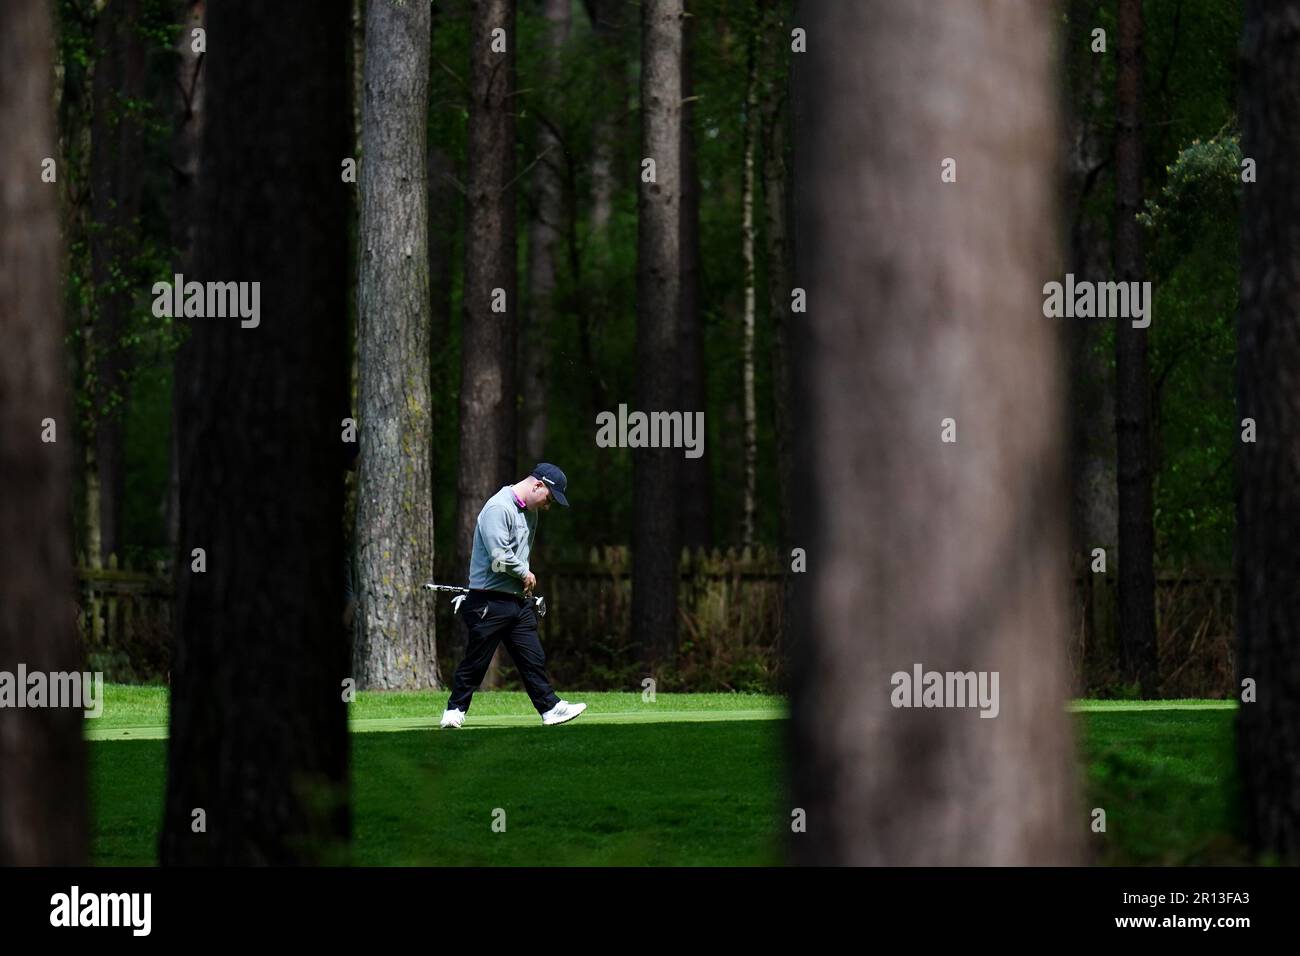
[440,463,587,728]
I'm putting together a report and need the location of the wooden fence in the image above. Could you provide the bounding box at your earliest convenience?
[74,546,1237,696]
[75,553,173,682]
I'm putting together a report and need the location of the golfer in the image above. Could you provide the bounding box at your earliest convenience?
[440,463,587,728]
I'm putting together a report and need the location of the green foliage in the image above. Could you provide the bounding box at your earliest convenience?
[1140,132,1241,567]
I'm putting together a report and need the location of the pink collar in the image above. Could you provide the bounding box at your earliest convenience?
[511,488,527,510]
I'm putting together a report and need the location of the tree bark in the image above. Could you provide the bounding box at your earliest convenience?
[1062,0,1116,687]
[586,0,627,235]
[161,0,351,865]
[0,0,88,866]
[88,0,146,563]
[354,0,437,690]
[1114,0,1157,693]
[678,0,711,551]
[168,0,206,566]
[740,41,758,549]
[1237,0,1300,863]
[633,0,683,667]
[521,0,570,465]
[760,0,795,678]
[457,0,518,578]
[429,144,456,362]
[458,0,518,689]
[788,0,1078,865]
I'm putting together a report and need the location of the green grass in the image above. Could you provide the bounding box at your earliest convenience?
[90,690,785,866]
[1076,707,1247,865]
[86,685,1249,866]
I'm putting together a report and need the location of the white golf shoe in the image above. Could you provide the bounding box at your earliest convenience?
[439,707,466,729]
[541,700,587,726]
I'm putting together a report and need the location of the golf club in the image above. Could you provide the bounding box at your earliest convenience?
[423,582,546,618]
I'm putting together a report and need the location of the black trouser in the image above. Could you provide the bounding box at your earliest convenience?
[447,590,560,716]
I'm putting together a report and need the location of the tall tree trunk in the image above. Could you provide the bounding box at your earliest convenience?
[633,0,682,667]
[521,0,570,465]
[429,144,456,361]
[88,0,146,563]
[586,0,627,235]
[355,0,437,690]
[759,0,794,677]
[1237,0,1300,864]
[788,0,1077,865]
[740,41,758,549]
[1063,0,1116,689]
[57,1,97,562]
[0,0,87,866]
[1114,0,1157,693]
[678,0,711,551]
[459,0,517,689]
[168,0,206,566]
[162,1,351,865]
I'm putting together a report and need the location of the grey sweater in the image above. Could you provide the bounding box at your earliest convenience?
[468,485,538,596]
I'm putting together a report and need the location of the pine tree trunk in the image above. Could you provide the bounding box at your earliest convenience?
[788,0,1078,865]
[1237,0,1300,863]
[459,0,518,689]
[587,0,627,235]
[354,0,437,690]
[0,0,87,866]
[88,0,146,562]
[161,1,351,865]
[1063,0,1116,688]
[677,0,711,551]
[759,0,795,678]
[633,0,682,667]
[168,0,206,566]
[429,144,456,361]
[457,0,518,578]
[1114,0,1157,693]
[521,0,569,465]
[740,44,758,549]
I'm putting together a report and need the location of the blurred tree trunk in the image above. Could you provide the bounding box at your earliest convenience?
[161,1,351,865]
[633,0,682,667]
[1237,0,1300,864]
[0,0,87,866]
[585,0,627,234]
[1114,0,1157,693]
[88,0,146,563]
[355,0,437,689]
[458,0,517,688]
[788,0,1078,865]
[521,0,570,465]
[679,0,711,550]
[168,0,206,565]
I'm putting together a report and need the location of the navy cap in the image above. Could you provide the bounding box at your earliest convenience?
[530,462,569,507]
